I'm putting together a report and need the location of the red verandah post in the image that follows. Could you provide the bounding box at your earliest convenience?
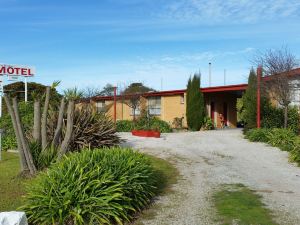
[257,66,262,128]
[114,86,117,123]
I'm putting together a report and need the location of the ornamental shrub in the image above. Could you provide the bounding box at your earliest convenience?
[22,148,157,225]
[245,128,296,150]
[244,128,270,142]
[203,117,214,130]
[266,128,297,152]
[116,120,134,132]
[132,114,172,133]
[150,117,172,133]
[186,74,205,131]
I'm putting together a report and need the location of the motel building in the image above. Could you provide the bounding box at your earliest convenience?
[87,68,300,129]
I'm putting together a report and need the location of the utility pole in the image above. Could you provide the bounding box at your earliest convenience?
[224,69,226,86]
[209,62,212,87]
[257,66,262,128]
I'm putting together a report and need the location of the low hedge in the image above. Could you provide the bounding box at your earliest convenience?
[116,120,133,132]
[116,117,172,133]
[22,148,158,225]
[245,128,300,165]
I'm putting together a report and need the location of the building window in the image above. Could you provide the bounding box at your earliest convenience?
[180,94,184,104]
[96,101,106,113]
[148,97,161,115]
[131,107,140,116]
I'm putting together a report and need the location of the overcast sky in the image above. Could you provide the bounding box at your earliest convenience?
[1,0,300,92]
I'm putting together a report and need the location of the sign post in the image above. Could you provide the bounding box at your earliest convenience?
[0,64,35,160]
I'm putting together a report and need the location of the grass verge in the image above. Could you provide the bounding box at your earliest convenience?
[0,152,29,211]
[133,155,179,224]
[213,183,278,225]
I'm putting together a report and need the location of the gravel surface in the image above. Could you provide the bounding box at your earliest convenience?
[119,129,300,225]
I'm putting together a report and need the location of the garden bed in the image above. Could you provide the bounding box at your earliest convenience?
[132,130,161,138]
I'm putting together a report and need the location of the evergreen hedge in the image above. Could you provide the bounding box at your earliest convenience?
[186,75,205,131]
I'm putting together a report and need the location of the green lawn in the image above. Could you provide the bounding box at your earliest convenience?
[213,184,278,225]
[0,152,30,211]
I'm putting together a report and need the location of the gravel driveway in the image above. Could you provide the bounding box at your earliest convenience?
[119,129,300,225]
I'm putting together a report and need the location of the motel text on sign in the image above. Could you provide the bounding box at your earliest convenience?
[0,64,35,76]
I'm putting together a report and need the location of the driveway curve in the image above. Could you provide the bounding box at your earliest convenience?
[119,129,300,225]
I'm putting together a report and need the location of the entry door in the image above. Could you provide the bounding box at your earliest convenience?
[223,103,228,126]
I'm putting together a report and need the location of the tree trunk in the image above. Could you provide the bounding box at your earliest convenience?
[52,97,65,147]
[4,96,28,173]
[33,100,41,143]
[41,86,51,149]
[58,100,75,158]
[133,107,136,121]
[284,105,288,129]
[12,98,37,175]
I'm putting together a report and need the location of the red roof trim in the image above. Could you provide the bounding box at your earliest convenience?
[201,84,247,93]
[91,84,247,101]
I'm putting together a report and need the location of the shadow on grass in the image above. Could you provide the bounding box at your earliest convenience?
[132,155,179,224]
[213,183,278,225]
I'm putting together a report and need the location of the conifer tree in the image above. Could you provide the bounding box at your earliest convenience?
[186,74,205,130]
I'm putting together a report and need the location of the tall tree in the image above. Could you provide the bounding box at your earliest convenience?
[98,83,115,96]
[121,83,154,120]
[242,69,258,129]
[253,47,299,128]
[186,74,205,131]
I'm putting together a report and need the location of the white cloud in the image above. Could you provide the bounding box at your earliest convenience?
[161,0,300,24]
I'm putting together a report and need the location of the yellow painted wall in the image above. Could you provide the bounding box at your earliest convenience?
[91,92,238,129]
[161,95,186,127]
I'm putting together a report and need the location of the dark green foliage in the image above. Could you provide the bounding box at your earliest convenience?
[66,107,121,151]
[22,148,157,225]
[29,142,58,170]
[0,101,34,150]
[203,117,214,130]
[116,120,134,132]
[262,104,299,134]
[186,74,205,131]
[290,139,300,165]
[245,128,300,165]
[242,69,258,129]
[245,128,296,151]
[4,82,61,104]
[244,128,270,143]
[266,128,297,152]
[2,135,17,151]
[116,117,172,133]
[134,115,172,133]
[123,83,154,94]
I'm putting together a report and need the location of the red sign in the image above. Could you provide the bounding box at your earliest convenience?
[0,64,35,77]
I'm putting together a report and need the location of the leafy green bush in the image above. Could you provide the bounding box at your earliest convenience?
[22,148,157,225]
[0,102,34,151]
[290,139,300,165]
[245,128,296,151]
[266,128,297,152]
[150,117,172,133]
[203,117,214,130]
[117,116,172,133]
[245,128,270,142]
[262,104,299,134]
[2,135,17,151]
[116,120,133,132]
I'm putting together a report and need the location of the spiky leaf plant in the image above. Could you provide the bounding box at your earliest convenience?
[21,148,157,225]
[63,106,122,151]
